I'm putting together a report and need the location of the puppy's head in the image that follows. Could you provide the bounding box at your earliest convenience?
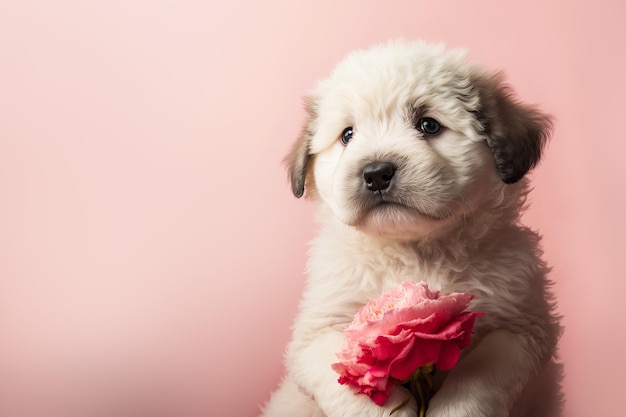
[287,41,551,240]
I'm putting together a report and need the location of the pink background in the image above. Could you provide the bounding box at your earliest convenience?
[1,1,624,416]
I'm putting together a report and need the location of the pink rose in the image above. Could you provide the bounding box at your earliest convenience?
[331,281,482,406]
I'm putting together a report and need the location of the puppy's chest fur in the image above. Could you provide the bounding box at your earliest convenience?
[300,222,542,339]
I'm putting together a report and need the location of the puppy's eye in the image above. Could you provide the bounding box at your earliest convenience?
[417,117,443,137]
[340,127,354,146]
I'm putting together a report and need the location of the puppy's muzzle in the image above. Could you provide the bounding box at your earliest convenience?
[363,161,396,192]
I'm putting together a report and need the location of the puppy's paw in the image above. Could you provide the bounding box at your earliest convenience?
[380,386,418,417]
[426,390,507,417]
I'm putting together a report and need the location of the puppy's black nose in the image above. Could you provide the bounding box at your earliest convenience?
[363,161,396,191]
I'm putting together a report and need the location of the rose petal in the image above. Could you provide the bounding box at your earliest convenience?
[434,341,461,371]
[370,386,393,406]
[388,339,441,381]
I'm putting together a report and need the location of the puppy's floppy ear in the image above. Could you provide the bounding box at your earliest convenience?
[285,97,317,198]
[472,71,553,184]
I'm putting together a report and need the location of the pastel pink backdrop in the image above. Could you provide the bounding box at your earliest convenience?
[0,1,623,416]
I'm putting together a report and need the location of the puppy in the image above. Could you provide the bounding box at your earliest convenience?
[261,41,562,417]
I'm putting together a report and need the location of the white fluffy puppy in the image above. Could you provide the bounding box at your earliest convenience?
[261,41,562,417]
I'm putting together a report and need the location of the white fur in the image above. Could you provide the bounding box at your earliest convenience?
[261,41,561,417]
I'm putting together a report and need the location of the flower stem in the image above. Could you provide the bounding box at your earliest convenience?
[415,378,426,417]
[412,364,435,417]
[391,364,436,416]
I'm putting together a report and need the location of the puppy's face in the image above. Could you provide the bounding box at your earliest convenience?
[288,42,551,240]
